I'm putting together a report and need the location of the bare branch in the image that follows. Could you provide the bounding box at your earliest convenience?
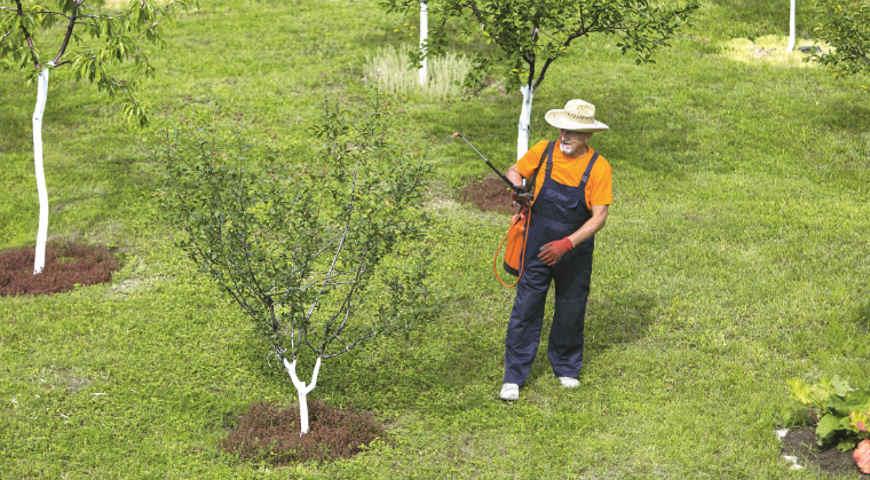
[53,0,84,65]
[303,174,358,325]
[187,239,261,322]
[322,329,378,360]
[329,261,368,340]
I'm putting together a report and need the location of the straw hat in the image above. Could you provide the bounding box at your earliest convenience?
[544,99,609,132]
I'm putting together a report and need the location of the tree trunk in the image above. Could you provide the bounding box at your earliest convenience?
[418,0,428,86]
[787,0,796,52]
[516,84,534,160]
[32,66,51,275]
[283,356,322,436]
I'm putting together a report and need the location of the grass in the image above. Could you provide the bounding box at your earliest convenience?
[364,44,473,99]
[1,0,868,478]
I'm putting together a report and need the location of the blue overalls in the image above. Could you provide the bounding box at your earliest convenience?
[503,143,599,385]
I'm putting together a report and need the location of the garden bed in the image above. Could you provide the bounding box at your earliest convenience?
[222,401,383,464]
[780,427,869,477]
[459,175,515,214]
[0,242,119,296]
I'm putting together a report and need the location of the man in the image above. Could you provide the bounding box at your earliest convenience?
[500,99,613,401]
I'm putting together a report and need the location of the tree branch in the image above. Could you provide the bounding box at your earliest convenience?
[329,261,368,340]
[322,329,378,360]
[14,0,39,69]
[303,175,358,325]
[525,23,538,88]
[463,0,484,24]
[534,23,589,90]
[53,0,83,65]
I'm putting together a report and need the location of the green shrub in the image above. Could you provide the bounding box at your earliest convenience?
[789,376,870,451]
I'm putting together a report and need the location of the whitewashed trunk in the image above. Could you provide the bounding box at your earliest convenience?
[787,0,796,52]
[418,0,428,86]
[283,356,322,436]
[516,84,534,160]
[32,65,51,275]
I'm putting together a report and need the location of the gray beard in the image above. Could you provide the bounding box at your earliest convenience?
[559,142,575,156]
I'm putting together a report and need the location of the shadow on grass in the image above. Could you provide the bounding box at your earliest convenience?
[528,290,656,382]
[857,300,870,334]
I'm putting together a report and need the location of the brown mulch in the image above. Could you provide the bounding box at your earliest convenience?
[781,427,868,477]
[222,400,383,465]
[0,242,119,296]
[459,175,516,214]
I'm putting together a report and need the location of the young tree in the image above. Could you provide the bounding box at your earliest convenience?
[158,100,432,436]
[0,0,184,274]
[787,0,797,52]
[381,0,434,85]
[442,0,698,159]
[419,0,428,85]
[811,0,868,75]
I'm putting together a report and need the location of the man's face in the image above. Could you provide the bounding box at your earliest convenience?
[559,129,591,156]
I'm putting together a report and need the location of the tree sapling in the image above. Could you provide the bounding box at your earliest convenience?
[0,0,186,274]
[158,100,432,436]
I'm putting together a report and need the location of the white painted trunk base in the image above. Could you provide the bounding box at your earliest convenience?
[516,84,534,160]
[418,0,428,86]
[787,0,796,52]
[283,356,322,436]
[32,65,52,275]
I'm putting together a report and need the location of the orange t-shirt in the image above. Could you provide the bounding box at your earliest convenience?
[514,140,613,210]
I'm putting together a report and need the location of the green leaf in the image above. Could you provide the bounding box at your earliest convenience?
[836,439,857,452]
[816,413,842,444]
[831,375,854,397]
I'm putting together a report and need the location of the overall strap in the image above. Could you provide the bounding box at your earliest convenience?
[580,151,600,187]
[527,141,555,190]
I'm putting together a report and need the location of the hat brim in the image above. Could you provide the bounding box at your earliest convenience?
[545,110,609,132]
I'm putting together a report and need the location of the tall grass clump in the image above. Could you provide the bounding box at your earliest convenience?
[364,45,472,99]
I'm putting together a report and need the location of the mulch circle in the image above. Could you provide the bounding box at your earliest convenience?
[781,426,868,477]
[0,241,119,296]
[459,175,516,214]
[222,400,383,465]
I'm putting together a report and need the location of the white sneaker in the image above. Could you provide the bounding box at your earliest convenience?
[499,383,519,401]
[558,377,580,388]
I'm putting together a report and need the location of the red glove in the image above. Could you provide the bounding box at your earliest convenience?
[538,237,574,266]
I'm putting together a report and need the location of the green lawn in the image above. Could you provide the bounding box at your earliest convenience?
[1,0,868,478]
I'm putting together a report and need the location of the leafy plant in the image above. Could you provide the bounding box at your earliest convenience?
[789,376,870,451]
[810,0,869,75]
[0,0,188,275]
[432,0,698,159]
[156,97,434,436]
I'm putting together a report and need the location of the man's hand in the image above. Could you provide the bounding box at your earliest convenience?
[538,237,573,266]
[511,190,532,208]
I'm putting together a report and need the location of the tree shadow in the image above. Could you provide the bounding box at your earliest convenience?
[857,299,869,334]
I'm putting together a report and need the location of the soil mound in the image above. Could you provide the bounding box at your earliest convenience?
[222,400,383,465]
[0,242,119,296]
[781,427,868,476]
[459,175,516,214]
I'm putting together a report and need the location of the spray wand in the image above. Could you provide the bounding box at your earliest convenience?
[451,132,525,194]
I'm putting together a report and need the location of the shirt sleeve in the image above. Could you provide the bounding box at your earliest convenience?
[587,156,613,206]
[513,140,549,179]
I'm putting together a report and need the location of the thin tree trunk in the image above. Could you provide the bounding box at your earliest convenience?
[516,84,534,160]
[418,0,428,86]
[283,356,322,436]
[787,0,796,52]
[32,66,51,275]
